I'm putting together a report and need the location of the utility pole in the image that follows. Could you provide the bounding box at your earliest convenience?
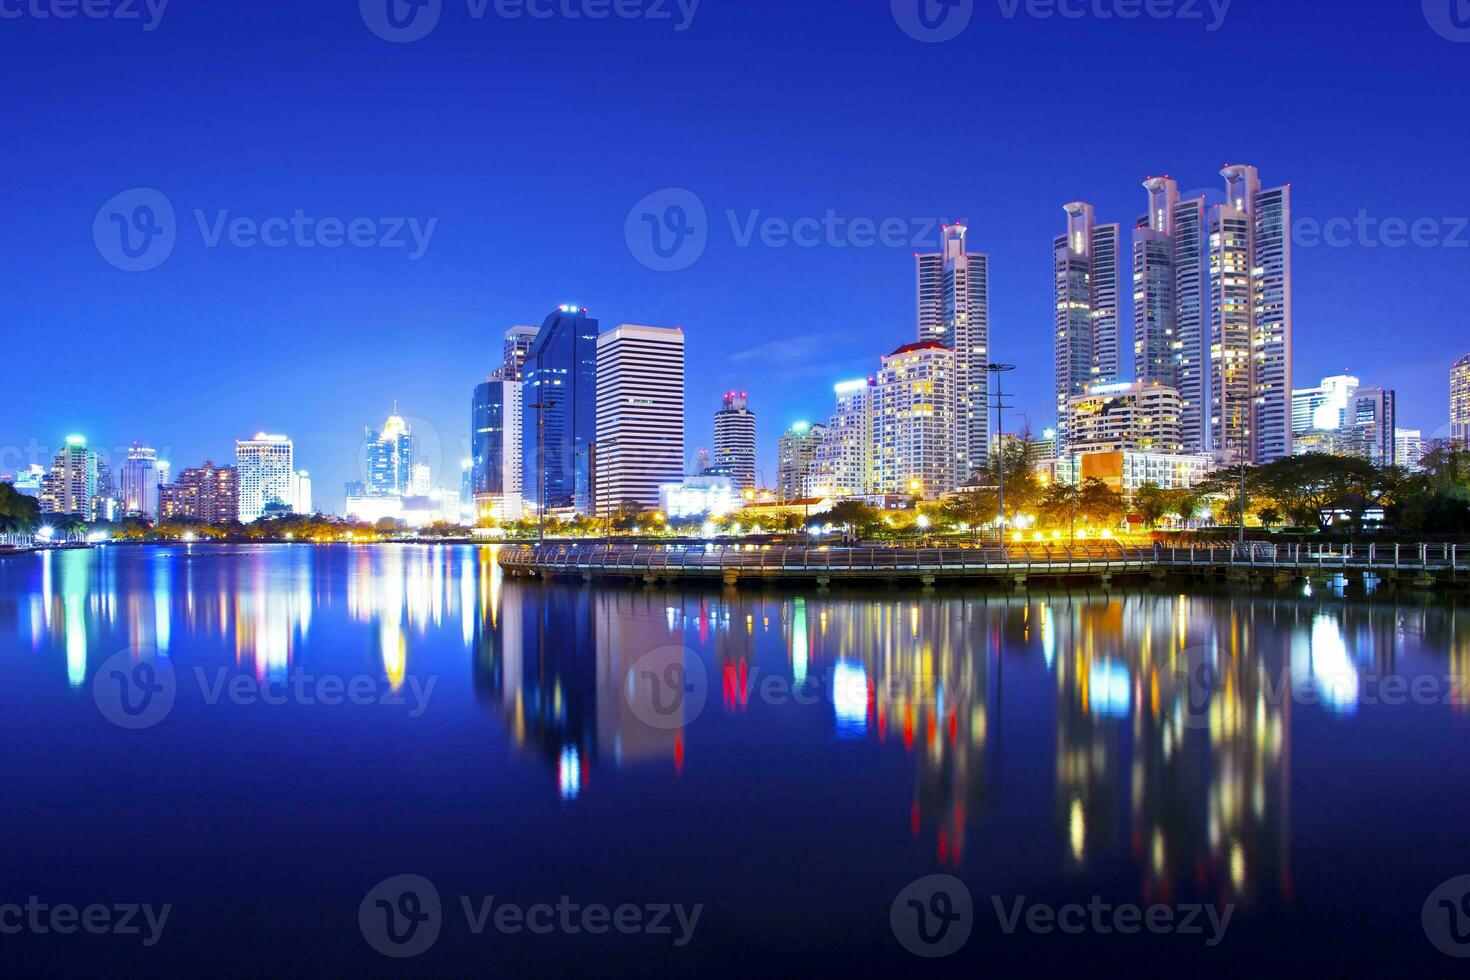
[530,399,556,543]
[986,363,1017,542]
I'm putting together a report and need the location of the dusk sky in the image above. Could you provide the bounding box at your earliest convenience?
[5,0,1468,507]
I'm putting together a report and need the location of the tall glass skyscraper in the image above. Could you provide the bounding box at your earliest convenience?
[1053,203,1121,453]
[1451,354,1470,447]
[713,392,757,492]
[917,225,989,477]
[364,409,416,497]
[521,306,599,515]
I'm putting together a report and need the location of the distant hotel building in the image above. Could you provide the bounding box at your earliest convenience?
[522,307,599,515]
[810,379,873,498]
[363,409,416,497]
[1132,177,1207,453]
[713,391,757,493]
[39,436,98,518]
[502,326,540,381]
[1066,382,1183,455]
[593,324,685,517]
[872,341,957,499]
[1292,374,1396,466]
[1053,202,1120,452]
[159,461,238,524]
[119,442,165,519]
[776,421,825,502]
[1453,354,1470,447]
[235,434,295,523]
[1396,428,1425,471]
[472,325,542,522]
[918,224,989,476]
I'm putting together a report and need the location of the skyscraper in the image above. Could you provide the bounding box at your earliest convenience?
[1053,203,1121,452]
[776,421,826,502]
[364,409,416,497]
[917,224,990,477]
[39,436,98,517]
[521,306,599,515]
[1396,429,1425,471]
[236,434,295,523]
[593,324,686,517]
[502,325,540,380]
[713,391,757,493]
[1452,354,1470,447]
[811,379,874,498]
[1133,177,1208,452]
[473,373,523,521]
[119,442,164,519]
[1065,382,1184,456]
[872,341,957,499]
[1210,165,1293,464]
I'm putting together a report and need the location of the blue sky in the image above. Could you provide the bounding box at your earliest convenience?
[3,0,1468,506]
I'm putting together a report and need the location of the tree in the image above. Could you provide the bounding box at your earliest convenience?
[1256,507,1283,529]
[821,501,881,540]
[1078,478,1124,529]
[1132,483,1169,529]
[1039,481,1082,539]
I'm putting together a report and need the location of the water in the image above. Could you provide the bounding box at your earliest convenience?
[1,544,1467,976]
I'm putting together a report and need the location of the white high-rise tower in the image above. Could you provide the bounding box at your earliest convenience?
[916,224,989,478]
[594,324,686,516]
[1053,203,1121,452]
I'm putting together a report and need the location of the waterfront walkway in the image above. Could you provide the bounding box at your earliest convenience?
[497,541,1470,589]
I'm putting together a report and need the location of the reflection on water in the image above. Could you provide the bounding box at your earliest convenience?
[5,544,1470,922]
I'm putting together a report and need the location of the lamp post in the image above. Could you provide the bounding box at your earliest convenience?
[986,363,1017,542]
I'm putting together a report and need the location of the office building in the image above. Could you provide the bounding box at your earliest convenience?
[872,341,957,499]
[3,465,46,498]
[503,325,541,380]
[521,306,599,515]
[593,324,686,516]
[473,372,524,522]
[810,379,874,498]
[293,471,313,515]
[1066,382,1183,455]
[1053,202,1121,451]
[158,461,239,524]
[1292,374,1396,465]
[713,391,757,493]
[1047,451,1215,494]
[918,223,990,476]
[1453,354,1470,447]
[659,475,739,519]
[38,436,98,517]
[776,421,825,502]
[1209,165,1293,464]
[364,409,416,497]
[236,434,296,523]
[1396,429,1425,471]
[1132,177,1208,452]
[118,443,165,519]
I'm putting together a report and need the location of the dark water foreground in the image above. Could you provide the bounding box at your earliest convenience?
[1,544,1467,977]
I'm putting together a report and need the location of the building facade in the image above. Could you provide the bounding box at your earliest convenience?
[872,341,957,499]
[119,443,164,519]
[1132,177,1208,453]
[472,376,524,522]
[713,391,757,493]
[158,461,239,524]
[1396,428,1425,471]
[1453,354,1470,447]
[1053,202,1121,452]
[593,324,686,517]
[235,434,295,523]
[1066,382,1184,455]
[810,379,873,498]
[1048,451,1214,494]
[364,410,416,497]
[918,224,990,477]
[38,436,98,517]
[776,422,825,502]
[521,306,599,515]
[502,325,540,381]
[1209,165,1293,465]
[1292,375,1396,465]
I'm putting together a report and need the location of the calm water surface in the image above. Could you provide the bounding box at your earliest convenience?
[1,544,1467,977]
